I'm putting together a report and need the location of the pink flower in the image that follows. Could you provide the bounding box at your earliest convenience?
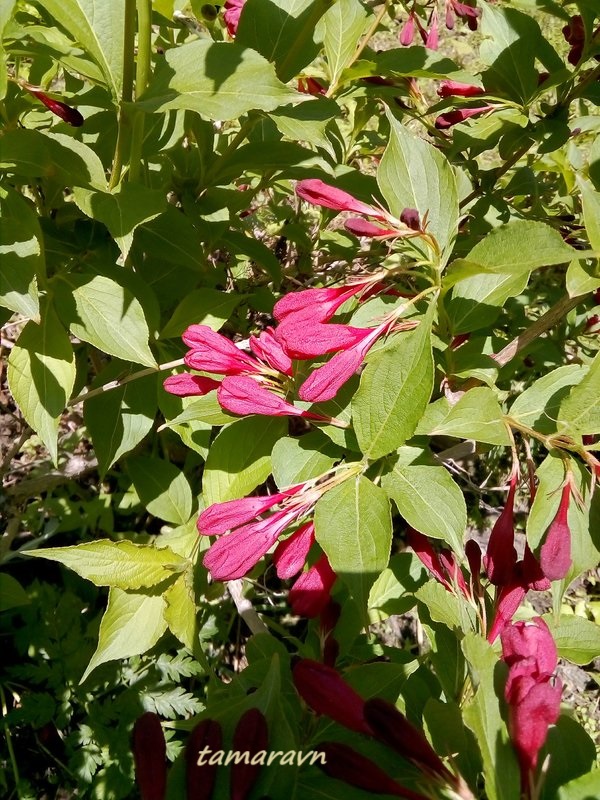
[298,77,327,95]
[223,0,246,36]
[198,489,301,536]
[272,521,315,579]
[445,0,481,31]
[425,8,439,50]
[162,374,220,397]
[399,14,416,46]
[501,619,562,783]
[484,474,518,586]
[183,325,259,375]
[289,554,337,617]
[248,327,293,375]
[406,528,470,598]
[25,86,84,126]
[344,218,400,238]
[273,281,373,325]
[217,375,333,421]
[487,583,526,643]
[437,80,485,98]
[295,178,386,220]
[292,659,373,734]
[539,482,572,581]
[435,105,496,129]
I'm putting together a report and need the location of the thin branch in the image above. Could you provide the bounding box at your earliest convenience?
[227,580,269,636]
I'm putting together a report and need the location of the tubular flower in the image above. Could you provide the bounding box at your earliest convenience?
[399,13,416,46]
[186,719,222,800]
[539,482,573,581]
[223,0,246,36]
[445,0,481,31]
[435,105,496,129]
[437,80,485,98]
[272,521,315,579]
[425,7,439,50]
[298,76,327,95]
[230,708,268,800]
[501,619,562,786]
[217,375,334,422]
[483,473,519,586]
[24,84,84,126]
[292,658,373,734]
[289,553,337,617]
[406,528,470,599]
[132,713,167,800]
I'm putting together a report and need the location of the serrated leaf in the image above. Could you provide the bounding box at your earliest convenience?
[26,540,187,589]
[314,475,392,617]
[271,430,341,487]
[137,40,296,120]
[0,187,42,320]
[128,456,194,524]
[203,416,286,505]
[160,288,244,339]
[164,570,197,650]
[7,304,75,464]
[36,0,125,97]
[81,588,167,682]
[353,308,434,459]
[558,351,600,436]
[378,113,458,264]
[382,448,466,553]
[57,273,156,367]
[426,387,511,445]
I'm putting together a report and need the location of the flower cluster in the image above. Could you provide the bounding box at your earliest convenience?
[399,1,480,50]
[292,659,473,799]
[501,619,562,791]
[406,466,572,642]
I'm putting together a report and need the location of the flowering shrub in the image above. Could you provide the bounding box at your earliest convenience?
[1,1,600,799]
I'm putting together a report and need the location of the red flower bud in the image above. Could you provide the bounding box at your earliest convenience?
[292,658,372,734]
[272,522,315,579]
[186,719,222,800]
[400,207,421,230]
[289,554,337,617]
[539,482,572,581]
[230,708,268,800]
[435,105,495,129]
[437,80,485,98]
[27,88,84,126]
[132,713,167,800]
[483,476,518,586]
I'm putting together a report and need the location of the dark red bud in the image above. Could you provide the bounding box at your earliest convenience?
[465,538,482,577]
[483,477,518,586]
[132,713,167,800]
[539,483,572,581]
[29,89,84,126]
[400,207,421,230]
[186,719,222,800]
[230,708,268,800]
[315,742,428,800]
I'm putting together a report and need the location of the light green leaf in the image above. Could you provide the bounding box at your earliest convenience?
[138,40,296,120]
[578,176,600,251]
[426,387,511,445]
[320,0,369,86]
[128,456,194,524]
[134,207,208,271]
[314,475,392,617]
[164,570,197,650]
[415,581,471,632]
[558,769,600,800]
[0,187,42,320]
[378,113,458,263]
[508,364,588,435]
[36,0,125,97]
[543,614,600,666]
[160,289,244,339]
[271,430,341,487]
[566,258,600,298]
[559,351,600,436]
[353,307,434,460]
[57,273,156,368]
[461,634,520,800]
[161,393,235,428]
[446,270,529,334]
[26,540,187,589]
[0,574,30,611]
[73,183,166,258]
[203,416,286,505]
[382,447,466,553]
[7,305,75,464]
[84,366,157,475]
[81,588,168,682]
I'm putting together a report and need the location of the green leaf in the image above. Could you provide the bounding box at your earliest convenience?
[56,273,156,368]
[161,392,235,428]
[73,183,166,259]
[84,365,157,475]
[314,475,392,617]
[559,351,600,436]
[0,574,30,611]
[416,581,471,632]
[543,614,600,665]
[577,176,600,251]
[461,634,520,800]
[134,208,208,271]
[452,221,579,275]
[378,112,459,263]
[81,588,167,682]
[128,456,194,524]
[344,47,469,84]
[160,289,244,339]
[202,416,286,505]
[508,365,588,435]
[543,715,597,800]
[138,40,296,120]
[382,447,466,553]
[164,570,197,650]
[446,270,529,334]
[566,258,600,298]
[353,307,434,460]
[558,769,600,800]
[237,0,333,83]
[26,540,187,589]
[271,430,341,487]
[426,387,511,445]
[36,0,125,97]
[0,187,42,320]
[320,0,369,87]
[7,305,75,464]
